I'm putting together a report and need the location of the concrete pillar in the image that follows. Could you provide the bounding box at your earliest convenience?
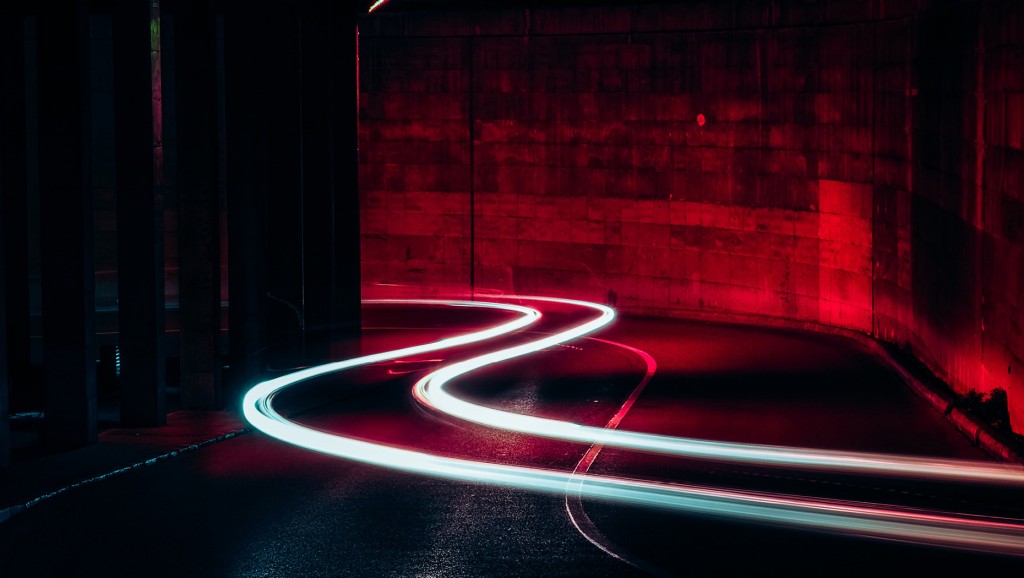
[175,0,220,408]
[334,4,362,338]
[298,1,332,356]
[262,4,303,365]
[0,36,8,466]
[114,0,165,425]
[222,1,361,397]
[300,1,360,360]
[0,216,7,465]
[1,6,30,467]
[37,0,97,447]
[1,9,30,436]
[224,1,269,401]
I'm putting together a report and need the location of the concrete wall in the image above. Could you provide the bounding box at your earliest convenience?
[873,1,1024,432]
[358,0,1024,433]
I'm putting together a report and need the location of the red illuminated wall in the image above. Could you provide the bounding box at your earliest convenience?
[358,1,1024,433]
[872,2,1024,433]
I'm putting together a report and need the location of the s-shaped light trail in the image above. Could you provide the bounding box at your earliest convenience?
[243,297,1024,557]
[413,298,1024,487]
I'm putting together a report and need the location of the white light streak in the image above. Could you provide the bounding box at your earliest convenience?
[243,297,1024,556]
[414,298,1024,487]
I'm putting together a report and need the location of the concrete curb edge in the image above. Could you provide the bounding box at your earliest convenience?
[621,305,1024,465]
[0,424,250,526]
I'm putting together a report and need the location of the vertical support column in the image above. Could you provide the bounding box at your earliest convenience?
[331,2,364,340]
[37,0,97,446]
[1,5,29,466]
[263,4,303,365]
[332,4,361,338]
[224,2,268,401]
[0,26,8,464]
[175,0,220,408]
[300,1,360,361]
[0,210,7,465]
[298,1,333,358]
[2,9,30,441]
[224,1,360,382]
[114,0,165,425]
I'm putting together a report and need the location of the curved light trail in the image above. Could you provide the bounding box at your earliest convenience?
[243,297,1024,557]
[413,298,1024,488]
[243,299,538,415]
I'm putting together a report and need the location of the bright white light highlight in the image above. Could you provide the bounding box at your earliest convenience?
[243,297,1024,556]
[414,298,1024,487]
[244,299,538,416]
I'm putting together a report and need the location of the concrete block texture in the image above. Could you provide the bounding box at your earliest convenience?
[359,0,1024,434]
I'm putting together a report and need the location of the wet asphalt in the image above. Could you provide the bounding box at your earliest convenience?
[1,305,1020,576]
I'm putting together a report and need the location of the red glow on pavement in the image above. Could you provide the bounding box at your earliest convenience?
[243,298,1024,556]
[414,301,1024,487]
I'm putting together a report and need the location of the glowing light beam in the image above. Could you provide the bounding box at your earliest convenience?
[414,297,1024,487]
[243,298,1024,557]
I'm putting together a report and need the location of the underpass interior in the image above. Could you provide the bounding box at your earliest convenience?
[1,1,1023,576]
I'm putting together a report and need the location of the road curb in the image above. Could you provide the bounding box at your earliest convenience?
[0,425,250,526]
[863,339,1023,465]
[622,305,1024,465]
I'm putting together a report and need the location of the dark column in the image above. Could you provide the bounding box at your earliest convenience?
[298,1,329,356]
[0,211,7,465]
[0,21,8,465]
[1,6,29,466]
[1,9,30,430]
[113,0,165,425]
[332,4,361,338]
[223,1,360,389]
[175,0,220,408]
[37,0,97,447]
[263,4,303,366]
[224,2,269,401]
[300,1,360,361]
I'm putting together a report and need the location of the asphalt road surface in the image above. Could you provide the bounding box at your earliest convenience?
[2,300,1022,576]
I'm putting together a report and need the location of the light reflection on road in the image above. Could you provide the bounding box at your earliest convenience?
[243,297,1024,557]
